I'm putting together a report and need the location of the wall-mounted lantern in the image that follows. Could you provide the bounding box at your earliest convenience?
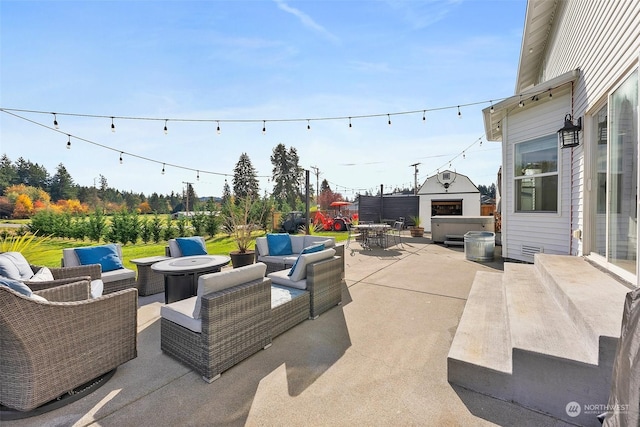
[558,114,582,149]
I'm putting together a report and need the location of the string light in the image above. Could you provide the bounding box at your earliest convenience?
[497,122,501,131]
[549,90,553,98]
[163,119,168,134]
[518,95,524,108]
[307,119,311,131]
[463,152,466,159]
[197,170,200,181]
[457,106,462,118]
[348,117,352,128]
[162,163,165,175]
[262,120,266,134]
[422,110,426,122]
[490,102,494,114]
[387,114,391,126]
[216,121,221,135]
[66,134,71,149]
[119,152,123,164]
[111,117,115,132]
[53,113,59,129]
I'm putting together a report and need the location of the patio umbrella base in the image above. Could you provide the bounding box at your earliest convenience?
[0,368,117,421]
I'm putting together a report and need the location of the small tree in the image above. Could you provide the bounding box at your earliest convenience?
[224,195,264,253]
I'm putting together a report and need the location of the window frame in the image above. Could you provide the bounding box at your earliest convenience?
[513,134,560,213]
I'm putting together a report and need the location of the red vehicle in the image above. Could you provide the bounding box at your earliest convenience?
[313,201,353,231]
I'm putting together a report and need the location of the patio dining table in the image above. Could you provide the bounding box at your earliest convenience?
[354,223,391,249]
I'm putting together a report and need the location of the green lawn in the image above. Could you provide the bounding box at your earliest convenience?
[19,231,347,270]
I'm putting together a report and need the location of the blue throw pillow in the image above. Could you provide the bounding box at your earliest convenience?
[0,276,33,297]
[176,237,208,256]
[75,244,123,272]
[287,243,324,277]
[267,233,293,256]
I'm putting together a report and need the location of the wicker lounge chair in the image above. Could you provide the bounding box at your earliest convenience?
[0,280,138,413]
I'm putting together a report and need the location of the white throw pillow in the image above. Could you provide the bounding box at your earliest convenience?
[90,279,104,298]
[29,267,55,282]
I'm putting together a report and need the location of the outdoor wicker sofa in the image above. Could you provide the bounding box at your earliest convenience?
[255,234,345,275]
[0,279,138,413]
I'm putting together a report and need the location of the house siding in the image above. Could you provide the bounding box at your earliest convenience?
[503,92,572,262]
[543,0,639,260]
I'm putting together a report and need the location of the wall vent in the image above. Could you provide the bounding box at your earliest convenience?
[522,244,543,258]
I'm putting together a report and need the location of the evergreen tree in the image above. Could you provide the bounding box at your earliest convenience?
[49,163,76,201]
[270,143,303,210]
[232,153,259,200]
[15,157,49,189]
[0,154,18,195]
[221,180,232,206]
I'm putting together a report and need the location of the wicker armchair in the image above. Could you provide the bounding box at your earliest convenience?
[0,280,138,412]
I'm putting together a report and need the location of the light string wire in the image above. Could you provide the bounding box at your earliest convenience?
[0,109,246,178]
[4,108,495,195]
[0,98,505,126]
[2,88,543,193]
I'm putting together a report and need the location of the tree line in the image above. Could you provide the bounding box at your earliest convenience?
[1,144,347,220]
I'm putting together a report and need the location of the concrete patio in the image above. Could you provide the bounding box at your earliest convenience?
[5,235,576,426]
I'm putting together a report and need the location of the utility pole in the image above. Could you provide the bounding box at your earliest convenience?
[310,165,320,204]
[410,163,421,195]
[182,181,194,217]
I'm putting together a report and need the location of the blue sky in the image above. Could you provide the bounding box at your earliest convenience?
[1,0,526,199]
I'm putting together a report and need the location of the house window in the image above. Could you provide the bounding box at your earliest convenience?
[514,135,558,212]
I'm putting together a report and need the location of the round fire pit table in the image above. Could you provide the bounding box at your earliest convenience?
[151,255,231,304]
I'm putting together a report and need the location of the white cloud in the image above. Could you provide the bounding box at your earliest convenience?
[273,0,340,44]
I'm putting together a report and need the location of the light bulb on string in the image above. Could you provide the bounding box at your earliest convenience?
[197,170,200,181]
[66,134,71,149]
[388,114,391,126]
[163,119,168,134]
[53,113,59,129]
[457,106,462,118]
[161,163,165,175]
[422,110,426,122]
[463,152,466,159]
[497,122,501,131]
[490,102,494,114]
[119,152,123,164]
[262,121,266,135]
[348,117,352,128]
[216,121,221,135]
[111,117,116,132]
[549,90,553,98]
[518,95,524,108]
[307,119,311,131]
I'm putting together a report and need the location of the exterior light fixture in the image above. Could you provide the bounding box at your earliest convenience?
[558,114,582,149]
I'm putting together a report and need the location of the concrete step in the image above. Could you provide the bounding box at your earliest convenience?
[448,255,631,426]
[447,271,511,374]
[534,254,629,352]
[444,240,464,247]
[504,263,596,364]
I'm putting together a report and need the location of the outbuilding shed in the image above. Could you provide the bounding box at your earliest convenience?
[416,170,481,232]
